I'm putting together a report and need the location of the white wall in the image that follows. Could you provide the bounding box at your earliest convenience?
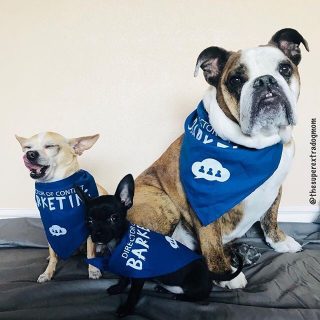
[0,0,319,219]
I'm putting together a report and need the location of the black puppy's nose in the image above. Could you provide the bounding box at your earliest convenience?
[253,75,278,89]
[26,150,39,162]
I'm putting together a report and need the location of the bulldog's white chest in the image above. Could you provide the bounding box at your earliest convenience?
[222,141,294,244]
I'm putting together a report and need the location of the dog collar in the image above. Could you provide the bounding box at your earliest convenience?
[35,170,99,259]
[180,101,283,226]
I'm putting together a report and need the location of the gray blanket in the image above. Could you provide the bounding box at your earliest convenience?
[0,218,319,320]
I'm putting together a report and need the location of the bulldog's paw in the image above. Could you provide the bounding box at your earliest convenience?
[37,272,52,283]
[88,265,102,279]
[267,235,302,253]
[216,269,247,289]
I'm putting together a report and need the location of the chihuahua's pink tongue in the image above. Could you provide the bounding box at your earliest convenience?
[23,156,43,173]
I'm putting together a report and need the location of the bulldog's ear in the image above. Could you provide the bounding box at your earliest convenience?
[68,134,100,156]
[268,28,309,65]
[115,174,135,210]
[194,47,231,86]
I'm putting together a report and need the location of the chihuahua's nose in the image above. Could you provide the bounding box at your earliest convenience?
[26,150,39,162]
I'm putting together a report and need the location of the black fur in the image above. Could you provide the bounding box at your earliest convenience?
[76,175,243,317]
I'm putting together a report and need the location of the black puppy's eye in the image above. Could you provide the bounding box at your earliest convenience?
[109,214,119,223]
[279,63,292,78]
[87,218,93,224]
[228,76,243,87]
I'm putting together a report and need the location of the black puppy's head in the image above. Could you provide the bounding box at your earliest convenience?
[75,174,134,244]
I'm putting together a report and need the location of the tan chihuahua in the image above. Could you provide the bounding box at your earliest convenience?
[16,132,107,283]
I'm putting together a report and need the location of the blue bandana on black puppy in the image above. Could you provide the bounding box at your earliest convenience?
[87,223,201,278]
[180,101,283,226]
[35,169,98,259]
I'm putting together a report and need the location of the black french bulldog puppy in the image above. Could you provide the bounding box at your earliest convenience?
[76,174,243,317]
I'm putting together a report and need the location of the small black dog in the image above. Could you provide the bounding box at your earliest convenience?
[76,174,243,317]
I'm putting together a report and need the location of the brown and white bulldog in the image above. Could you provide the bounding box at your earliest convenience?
[127,28,309,289]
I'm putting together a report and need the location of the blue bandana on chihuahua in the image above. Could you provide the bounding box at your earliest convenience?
[35,170,98,259]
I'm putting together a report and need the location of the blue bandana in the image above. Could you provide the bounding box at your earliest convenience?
[87,223,201,278]
[35,170,98,259]
[180,101,283,226]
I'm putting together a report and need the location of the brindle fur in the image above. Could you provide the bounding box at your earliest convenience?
[128,136,259,273]
[260,187,286,242]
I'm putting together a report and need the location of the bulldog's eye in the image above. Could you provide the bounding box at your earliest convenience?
[109,214,119,223]
[228,76,243,87]
[279,63,292,78]
[24,146,31,150]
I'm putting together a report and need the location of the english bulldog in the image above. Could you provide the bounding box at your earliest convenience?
[127,28,309,289]
[16,132,108,283]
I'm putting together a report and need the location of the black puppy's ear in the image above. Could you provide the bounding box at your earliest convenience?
[115,174,135,209]
[194,46,231,86]
[268,28,309,65]
[74,185,91,205]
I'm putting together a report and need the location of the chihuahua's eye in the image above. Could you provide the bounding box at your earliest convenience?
[24,146,31,150]
[109,214,119,223]
[45,144,57,149]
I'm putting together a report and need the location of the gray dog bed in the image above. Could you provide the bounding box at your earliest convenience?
[0,218,319,320]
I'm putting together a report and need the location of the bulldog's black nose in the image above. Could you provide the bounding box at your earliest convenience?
[26,150,39,162]
[253,75,278,89]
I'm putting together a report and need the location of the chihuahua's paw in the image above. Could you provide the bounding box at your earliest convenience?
[116,304,133,318]
[88,265,102,279]
[37,272,52,283]
[216,270,247,289]
[266,235,302,253]
[107,284,125,295]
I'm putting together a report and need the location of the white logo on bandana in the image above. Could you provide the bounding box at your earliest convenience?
[165,236,179,249]
[49,225,67,236]
[192,158,230,182]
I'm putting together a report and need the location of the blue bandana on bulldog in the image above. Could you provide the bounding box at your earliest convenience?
[180,101,283,226]
[35,170,98,259]
[87,223,201,278]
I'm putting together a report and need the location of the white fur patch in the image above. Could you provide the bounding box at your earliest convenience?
[265,235,302,253]
[216,268,247,289]
[203,88,282,149]
[160,285,184,294]
[171,221,198,251]
[222,140,294,244]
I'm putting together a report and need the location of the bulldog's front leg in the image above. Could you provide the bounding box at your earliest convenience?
[260,187,302,253]
[196,222,247,289]
[86,236,102,279]
[37,244,58,283]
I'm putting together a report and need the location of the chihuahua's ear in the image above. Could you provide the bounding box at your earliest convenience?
[74,185,91,205]
[115,174,135,209]
[15,135,27,147]
[68,134,100,156]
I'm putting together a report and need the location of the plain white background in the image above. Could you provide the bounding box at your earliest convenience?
[0,1,319,217]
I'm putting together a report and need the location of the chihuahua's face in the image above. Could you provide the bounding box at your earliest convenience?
[76,174,134,244]
[16,132,99,182]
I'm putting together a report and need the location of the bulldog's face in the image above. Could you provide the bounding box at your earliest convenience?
[195,28,309,137]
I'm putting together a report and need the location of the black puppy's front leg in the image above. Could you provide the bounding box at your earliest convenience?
[117,278,145,318]
[107,277,130,295]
